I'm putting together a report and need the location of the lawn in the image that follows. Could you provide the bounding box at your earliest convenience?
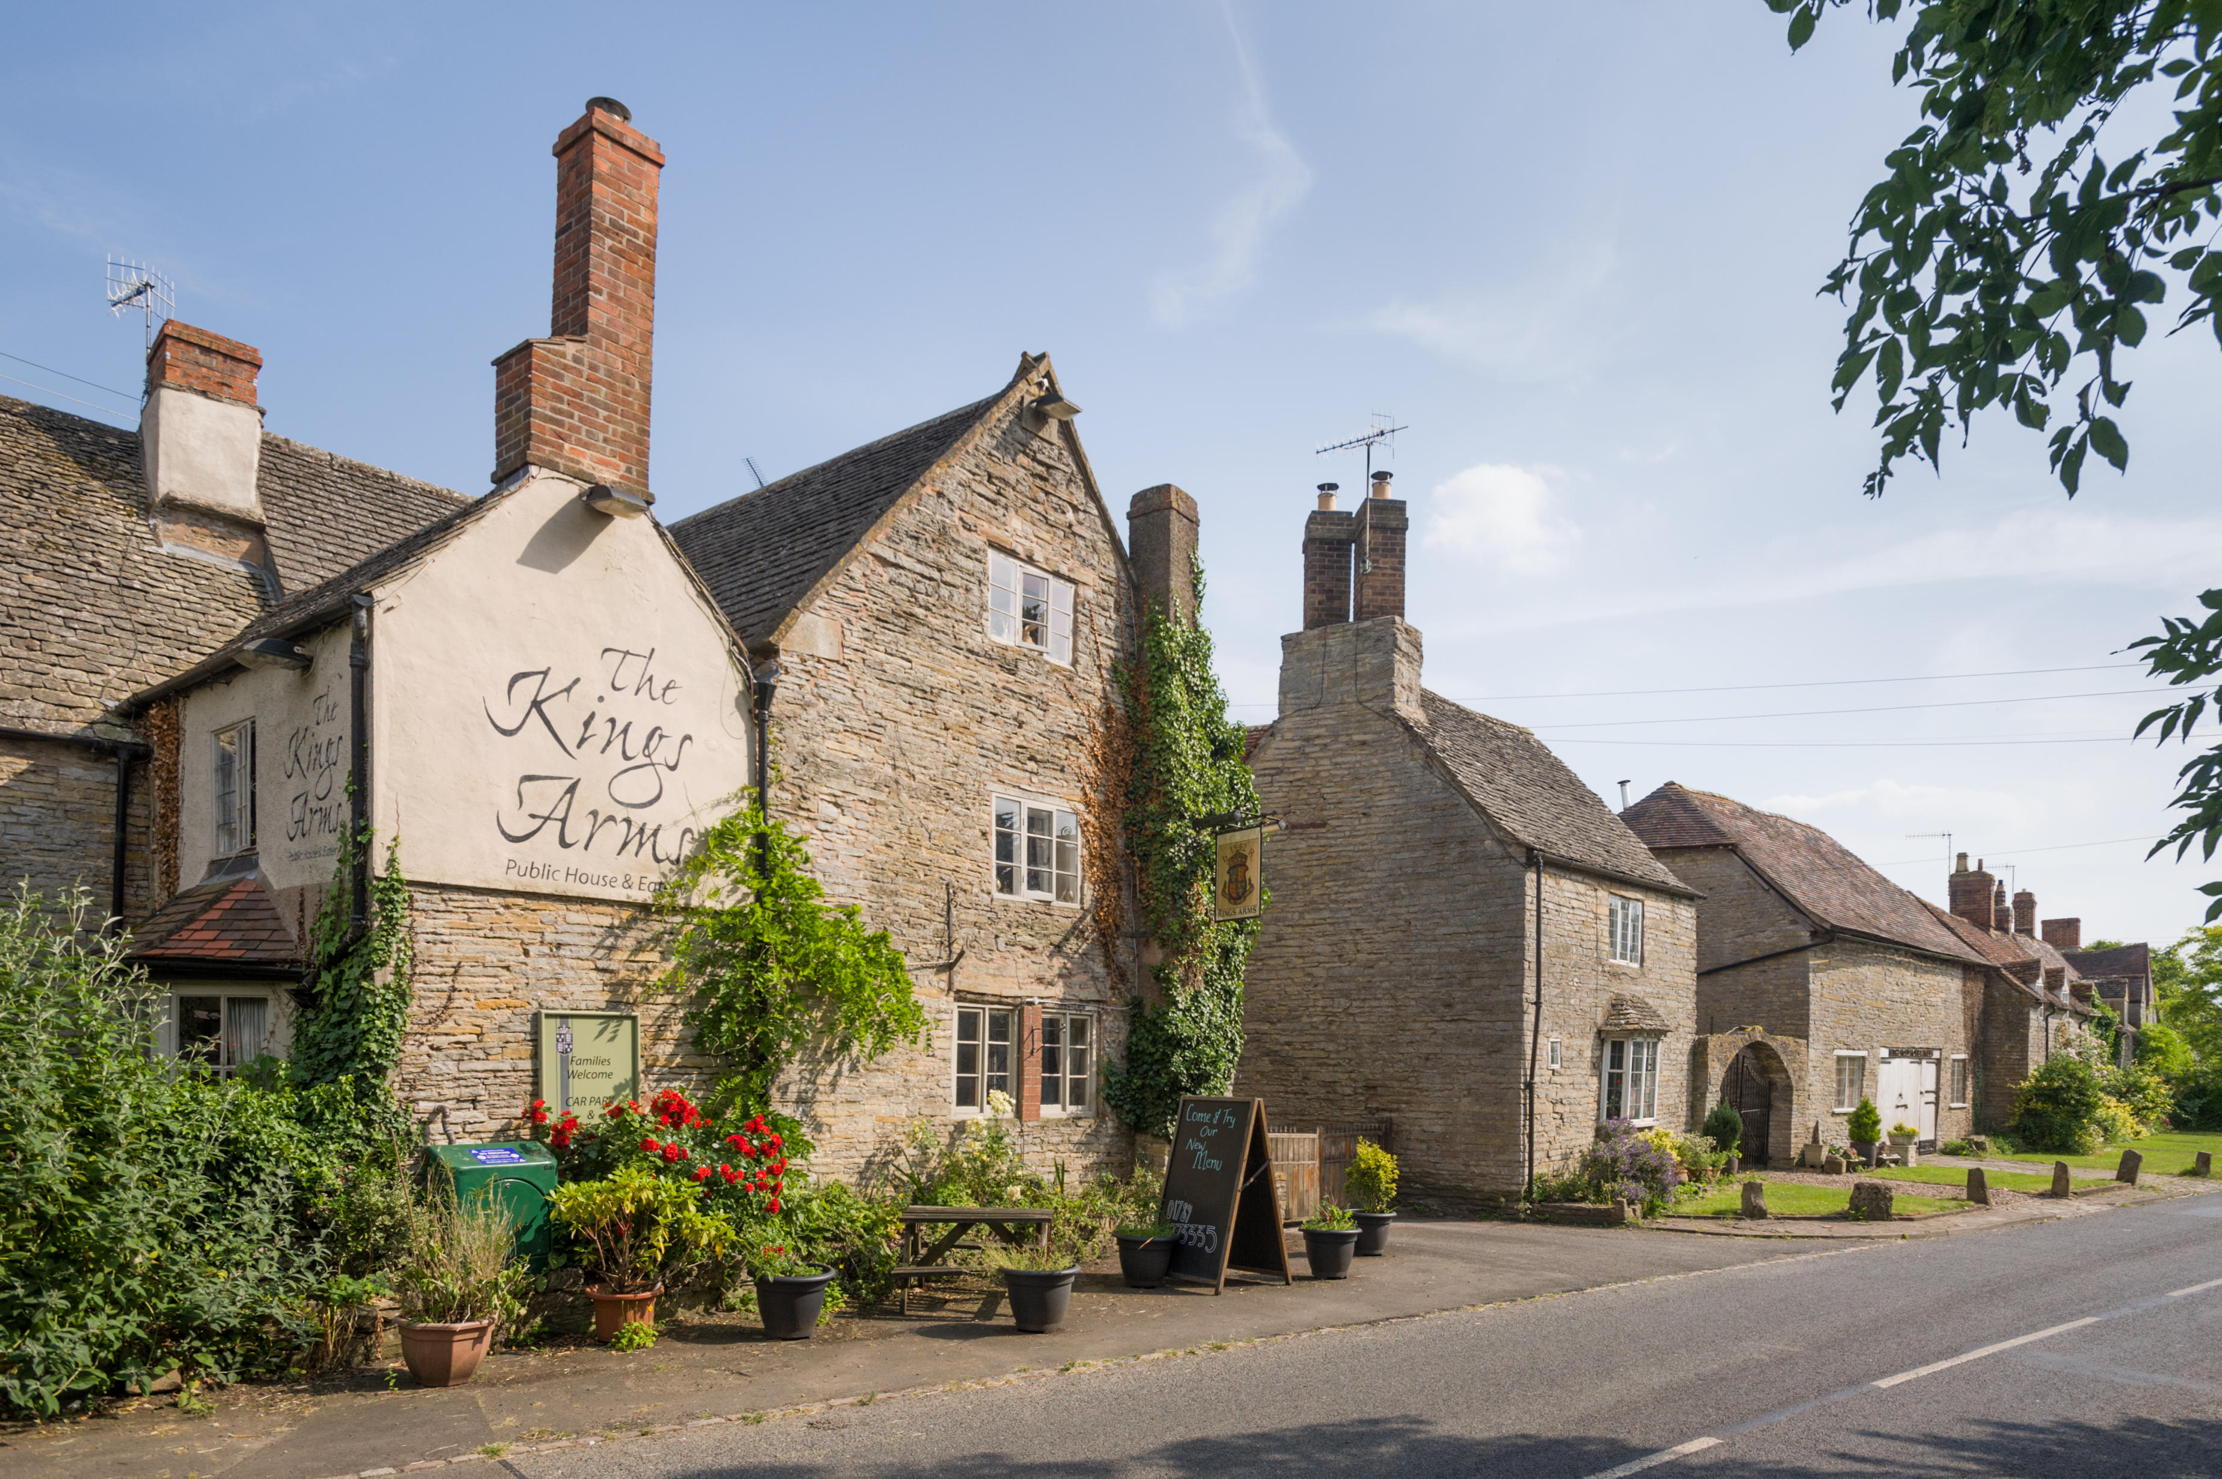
[1675,1180,1964,1219]
[1869,1163,2102,1194]
[2026,1130,2222,1177]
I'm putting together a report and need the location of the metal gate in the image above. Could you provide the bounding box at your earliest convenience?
[1726,1048,1774,1168]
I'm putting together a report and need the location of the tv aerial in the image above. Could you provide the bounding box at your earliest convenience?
[105,257,174,350]
[1315,412,1408,482]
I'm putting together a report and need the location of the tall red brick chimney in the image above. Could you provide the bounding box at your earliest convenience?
[1352,470,1408,622]
[2041,918,2082,950]
[1302,483,1355,630]
[493,98,663,498]
[1948,853,1995,931]
[2012,889,2037,937]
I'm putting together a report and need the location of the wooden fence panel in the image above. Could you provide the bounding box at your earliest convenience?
[1318,1120,1393,1209]
[1267,1131,1320,1225]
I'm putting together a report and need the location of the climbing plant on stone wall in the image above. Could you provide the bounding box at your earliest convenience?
[657,799,928,1121]
[1104,562,1262,1139]
[290,820,413,1118]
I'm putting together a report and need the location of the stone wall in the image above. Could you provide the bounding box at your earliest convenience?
[754,400,1137,1182]
[1804,939,1978,1148]
[0,733,156,923]
[1651,846,1817,1038]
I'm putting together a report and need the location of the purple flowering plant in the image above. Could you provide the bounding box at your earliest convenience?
[1576,1119,1685,1216]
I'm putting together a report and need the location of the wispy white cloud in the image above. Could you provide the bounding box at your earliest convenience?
[1466,507,2222,634]
[1360,240,1619,380]
[1762,778,2039,835]
[1421,462,1581,576]
[1149,3,1311,329]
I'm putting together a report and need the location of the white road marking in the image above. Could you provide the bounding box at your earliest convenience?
[1870,1316,2101,1388]
[2166,1275,2222,1298]
[1583,1436,1724,1479]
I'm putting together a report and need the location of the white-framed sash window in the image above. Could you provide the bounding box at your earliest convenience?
[987,552,1074,664]
[213,720,256,857]
[1834,1051,1868,1112]
[1608,895,1644,965]
[1948,1054,1970,1108]
[1040,1011,1094,1116]
[164,986,286,1074]
[1600,1037,1658,1124]
[953,1004,1015,1112]
[993,795,1081,904]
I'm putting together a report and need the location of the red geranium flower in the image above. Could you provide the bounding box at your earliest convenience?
[663,1143,688,1162]
[767,1197,781,1213]
[640,1137,661,1154]
[691,1165,712,1183]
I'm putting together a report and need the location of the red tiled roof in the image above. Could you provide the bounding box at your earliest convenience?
[130,874,299,967]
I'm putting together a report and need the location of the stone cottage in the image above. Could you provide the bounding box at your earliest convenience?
[1,99,1201,1180]
[1620,785,2091,1155]
[1235,477,1701,1205]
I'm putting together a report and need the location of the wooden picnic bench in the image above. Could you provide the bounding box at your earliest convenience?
[891,1205,1055,1313]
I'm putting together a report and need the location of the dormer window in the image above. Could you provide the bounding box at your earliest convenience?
[213,720,256,856]
[987,552,1073,665]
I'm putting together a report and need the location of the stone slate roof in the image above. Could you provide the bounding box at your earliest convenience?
[129,872,299,967]
[1623,782,1978,963]
[1601,993,1671,1034]
[1416,691,1692,895]
[2066,941,2150,984]
[670,383,1014,648]
[0,395,465,734]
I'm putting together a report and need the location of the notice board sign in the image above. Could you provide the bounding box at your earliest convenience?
[535,1010,641,1116]
[1160,1096,1292,1292]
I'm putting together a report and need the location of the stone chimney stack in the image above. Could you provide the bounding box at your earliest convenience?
[2013,889,2037,937]
[493,97,664,497]
[1302,484,1356,630]
[140,321,267,560]
[2041,918,2082,950]
[1948,854,1996,931]
[1127,484,1200,625]
[1351,470,1408,622]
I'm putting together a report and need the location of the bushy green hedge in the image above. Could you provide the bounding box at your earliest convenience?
[0,889,405,1417]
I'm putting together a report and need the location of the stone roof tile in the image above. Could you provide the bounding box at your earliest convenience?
[1601,993,1670,1034]
[130,872,299,967]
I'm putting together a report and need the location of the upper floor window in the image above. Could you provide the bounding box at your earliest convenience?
[987,552,1074,665]
[1608,895,1644,965]
[994,795,1081,904]
[213,721,256,856]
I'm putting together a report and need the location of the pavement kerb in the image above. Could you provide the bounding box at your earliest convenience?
[299,1239,1890,1479]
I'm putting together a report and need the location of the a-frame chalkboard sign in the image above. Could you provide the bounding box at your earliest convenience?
[1159,1096,1292,1293]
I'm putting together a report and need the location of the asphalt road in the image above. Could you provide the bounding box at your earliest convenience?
[511,1192,2222,1478]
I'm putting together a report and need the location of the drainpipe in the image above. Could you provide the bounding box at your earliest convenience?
[348,595,373,932]
[751,657,780,878]
[1525,849,1545,1202]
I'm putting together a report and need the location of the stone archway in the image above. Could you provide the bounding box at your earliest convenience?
[1695,1030,1804,1168]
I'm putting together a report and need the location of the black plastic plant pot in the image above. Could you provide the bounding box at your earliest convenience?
[1001,1266,1080,1333]
[754,1270,837,1340]
[1116,1235,1175,1288]
[1302,1227,1360,1279]
[1352,1210,1396,1257]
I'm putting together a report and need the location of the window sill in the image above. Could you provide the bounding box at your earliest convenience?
[991,893,1083,909]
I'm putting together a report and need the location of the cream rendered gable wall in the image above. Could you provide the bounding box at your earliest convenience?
[370,471,752,902]
[176,620,354,894]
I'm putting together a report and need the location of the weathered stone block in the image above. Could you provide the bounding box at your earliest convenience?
[1846,1181,1895,1221]
[1740,1180,1768,1219]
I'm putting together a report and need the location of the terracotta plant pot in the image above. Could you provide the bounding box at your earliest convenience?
[1115,1235,1174,1289]
[589,1284,662,1343]
[1301,1227,1360,1279]
[754,1271,837,1340]
[1352,1210,1396,1256]
[1001,1266,1079,1333]
[399,1319,495,1387]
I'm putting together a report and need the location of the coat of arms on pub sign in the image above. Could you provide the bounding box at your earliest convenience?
[1213,826,1263,922]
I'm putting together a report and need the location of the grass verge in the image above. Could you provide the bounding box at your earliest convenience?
[1675,1180,1964,1219]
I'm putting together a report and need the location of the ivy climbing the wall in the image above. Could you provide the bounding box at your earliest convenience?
[658,801,928,1122]
[290,822,413,1126]
[1104,563,1261,1139]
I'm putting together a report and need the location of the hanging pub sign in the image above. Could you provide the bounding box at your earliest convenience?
[1212,825,1264,922]
[534,1010,641,1115]
[1159,1096,1291,1293]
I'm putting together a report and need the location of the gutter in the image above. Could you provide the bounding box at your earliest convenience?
[1526,847,1702,902]
[1698,941,1819,977]
[0,724,152,926]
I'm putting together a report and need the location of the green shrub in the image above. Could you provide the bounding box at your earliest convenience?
[776,1180,902,1305]
[2011,1055,2108,1154]
[1846,1097,1883,1145]
[1671,1133,1730,1183]
[2092,1094,2142,1145]
[2099,1063,2174,1134]
[1701,1100,1744,1156]
[1345,1140,1399,1213]
[1938,1138,1978,1157]
[0,888,399,1417]
[390,1190,531,1328]
[2135,1022,2195,1081]
[1575,1120,1684,1217]
[1303,1203,1357,1232]
[548,1166,731,1295]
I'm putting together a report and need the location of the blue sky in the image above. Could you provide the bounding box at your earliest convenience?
[5,3,2217,946]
